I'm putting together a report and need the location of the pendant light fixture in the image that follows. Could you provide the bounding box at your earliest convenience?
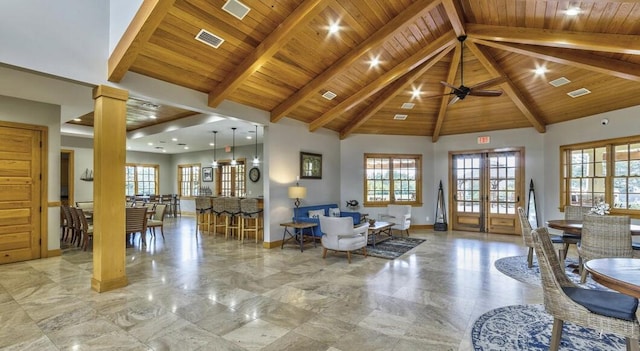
[252,125,259,166]
[231,127,237,167]
[212,131,218,167]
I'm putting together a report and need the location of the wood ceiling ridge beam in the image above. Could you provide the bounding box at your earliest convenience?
[207,0,326,108]
[432,44,461,143]
[466,24,640,55]
[441,0,465,37]
[466,41,546,133]
[309,31,457,132]
[270,0,443,123]
[108,0,177,82]
[340,44,455,140]
[472,39,640,82]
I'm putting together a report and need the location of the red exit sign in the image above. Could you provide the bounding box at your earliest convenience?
[477,136,491,144]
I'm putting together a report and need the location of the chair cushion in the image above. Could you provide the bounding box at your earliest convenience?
[562,287,638,321]
[550,235,564,244]
[632,242,640,250]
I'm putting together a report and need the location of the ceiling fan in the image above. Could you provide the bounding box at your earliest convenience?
[440,36,503,105]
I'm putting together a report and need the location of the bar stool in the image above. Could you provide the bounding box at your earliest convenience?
[223,197,241,239]
[210,197,227,237]
[195,197,212,235]
[174,194,181,217]
[240,198,263,243]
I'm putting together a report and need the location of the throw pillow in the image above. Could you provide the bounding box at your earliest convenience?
[328,207,341,217]
[308,209,325,219]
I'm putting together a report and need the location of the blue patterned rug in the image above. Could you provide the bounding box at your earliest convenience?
[494,255,607,290]
[472,304,629,350]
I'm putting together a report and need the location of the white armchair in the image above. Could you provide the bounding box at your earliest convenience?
[380,204,411,236]
[319,216,369,263]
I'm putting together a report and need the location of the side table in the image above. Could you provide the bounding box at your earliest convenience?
[280,222,318,252]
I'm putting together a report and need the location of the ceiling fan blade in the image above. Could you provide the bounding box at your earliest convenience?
[448,95,461,105]
[440,81,459,91]
[468,89,503,97]
[469,76,506,90]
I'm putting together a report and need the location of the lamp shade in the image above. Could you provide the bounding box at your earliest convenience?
[288,186,307,199]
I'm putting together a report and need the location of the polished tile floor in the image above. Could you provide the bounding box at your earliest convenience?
[0,217,543,350]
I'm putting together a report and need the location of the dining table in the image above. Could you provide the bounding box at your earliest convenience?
[546,219,640,236]
[584,258,640,299]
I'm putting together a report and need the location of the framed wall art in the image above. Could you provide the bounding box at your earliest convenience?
[300,152,322,179]
[202,167,213,182]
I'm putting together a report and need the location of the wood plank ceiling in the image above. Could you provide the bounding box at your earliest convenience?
[107,0,640,141]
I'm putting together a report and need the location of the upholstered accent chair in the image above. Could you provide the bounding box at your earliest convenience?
[578,214,633,283]
[531,227,640,351]
[517,206,564,267]
[319,216,369,263]
[379,204,411,236]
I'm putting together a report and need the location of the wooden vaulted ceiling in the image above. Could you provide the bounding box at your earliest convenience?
[108,0,640,141]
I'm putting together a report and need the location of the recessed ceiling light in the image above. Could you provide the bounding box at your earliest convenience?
[73,118,82,122]
[147,142,153,146]
[411,88,421,98]
[533,66,547,75]
[322,91,337,100]
[369,56,380,68]
[149,115,157,119]
[328,22,340,34]
[565,7,580,16]
[184,146,189,150]
[209,142,214,146]
[162,150,166,153]
[401,102,415,110]
[172,138,178,141]
[246,136,252,139]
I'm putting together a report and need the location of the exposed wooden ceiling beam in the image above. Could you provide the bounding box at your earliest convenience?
[467,24,640,55]
[309,31,457,132]
[270,0,443,123]
[466,41,546,133]
[207,0,325,108]
[340,44,455,139]
[441,0,465,37]
[472,39,640,82]
[432,44,461,143]
[108,0,176,82]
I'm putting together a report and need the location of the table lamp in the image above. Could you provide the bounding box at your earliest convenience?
[288,181,306,209]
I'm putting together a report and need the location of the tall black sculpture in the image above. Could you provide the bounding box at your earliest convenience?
[527,179,539,229]
[434,180,448,231]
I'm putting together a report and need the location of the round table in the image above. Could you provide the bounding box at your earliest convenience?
[546,219,640,236]
[584,258,640,298]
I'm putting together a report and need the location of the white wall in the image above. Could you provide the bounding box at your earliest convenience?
[341,134,436,225]
[0,0,109,84]
[0,95,61,251]
[109,0,144,54]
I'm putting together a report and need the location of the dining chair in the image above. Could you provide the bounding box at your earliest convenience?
[239,198,263,243]
[531,227,640,351]
[160,194,174,217]
[61,205,74,243]
[69,206,83,247]
[557,205,591,260]
[147,203,167,239]
[517,206,565,267]
[76,208,93,251]
[126,207,148,246]
[578,214,633,283]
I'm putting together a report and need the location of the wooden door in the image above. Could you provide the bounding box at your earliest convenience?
[451,150,523,235]
[0,125,42,264]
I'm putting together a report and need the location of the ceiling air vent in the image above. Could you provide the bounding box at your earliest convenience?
[567,88,591,98]
[394,114,408,120]
[322,91,337,100]
[549,77,571,87]
[222,0,250,20]
[195,29,225,49]
[401,102,415,110]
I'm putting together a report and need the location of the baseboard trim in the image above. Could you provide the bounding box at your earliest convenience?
[47,249,61,257]
[91,276,128,293]
[263,240,283,249]
[412,224,433,230]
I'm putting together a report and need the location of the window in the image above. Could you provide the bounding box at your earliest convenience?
[125,164,159,196]
[178,164,200,198]
[364,153,421,206]
[216,159,246,197]
[561,137,640,216]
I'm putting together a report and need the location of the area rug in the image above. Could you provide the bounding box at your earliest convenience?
[472,304,628,350]
[355,237,426,259]
[494,255,606,290]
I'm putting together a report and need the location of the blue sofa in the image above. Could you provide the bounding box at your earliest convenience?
[293,204,362,237]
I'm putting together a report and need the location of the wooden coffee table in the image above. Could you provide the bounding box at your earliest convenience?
[368,221,394,247]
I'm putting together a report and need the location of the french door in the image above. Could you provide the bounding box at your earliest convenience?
[451,149,524,235]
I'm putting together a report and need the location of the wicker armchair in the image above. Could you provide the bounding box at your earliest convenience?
[517,207,564,267]
[531,227,640,351]
[578,214,633,283]
[561,206,591,256]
